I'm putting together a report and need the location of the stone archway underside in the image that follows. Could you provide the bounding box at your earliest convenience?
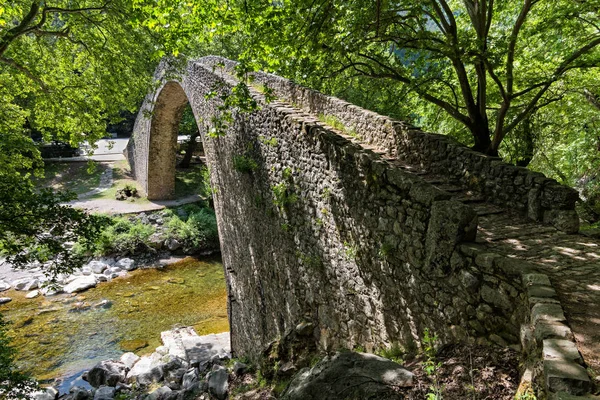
[124,57,596,390]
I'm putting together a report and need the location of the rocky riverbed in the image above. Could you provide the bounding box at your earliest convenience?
[0,257,228,390]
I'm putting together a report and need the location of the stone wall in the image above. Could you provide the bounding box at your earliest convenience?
[127,58,531,360]
[199,56,579,233]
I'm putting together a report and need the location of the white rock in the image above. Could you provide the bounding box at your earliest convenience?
[81,267,93,276]
[0,297,12,305]
[0,280,11,292]
[40,286,63,296]
[120,352,141,369]
[96,274,108,282]
[32,386,58,400]
[63,275,80,284]
[13,278,39,291]
[116,258,136,271]
[26,290,40,299]
[127,356,153,379]
[63,276,97,294]
[88,260,109,274]
[155,346,168,356]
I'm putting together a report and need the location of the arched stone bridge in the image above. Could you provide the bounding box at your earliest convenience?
[126,57,599,395]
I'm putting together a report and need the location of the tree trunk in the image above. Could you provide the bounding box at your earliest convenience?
[470,123,495,155]
[178,131,200,168]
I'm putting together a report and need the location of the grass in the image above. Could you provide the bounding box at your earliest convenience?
[89,159,147,202]
[175,163,212,198]
[317,114,363,141]
[35,161,107,195]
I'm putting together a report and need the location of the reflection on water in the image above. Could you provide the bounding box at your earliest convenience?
[0,257,228,386]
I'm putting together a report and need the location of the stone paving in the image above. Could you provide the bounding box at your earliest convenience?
[389,160,600,386]
[476,210,600,380]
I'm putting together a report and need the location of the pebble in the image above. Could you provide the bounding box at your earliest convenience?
[0,297,12,305]
[26,290,40,299]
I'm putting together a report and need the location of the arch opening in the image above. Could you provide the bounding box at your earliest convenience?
[147,81,191,200]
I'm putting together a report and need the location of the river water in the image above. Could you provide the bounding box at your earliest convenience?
[0,257,228,391]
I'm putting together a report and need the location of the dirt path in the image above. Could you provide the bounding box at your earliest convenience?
[69,194,205,214]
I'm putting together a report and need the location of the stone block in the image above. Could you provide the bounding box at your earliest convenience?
[528,285,557,298]
[532,303,566,325]
[544,360,590,395]
[523,273,552,287]
[543,339,583,364]
[543,209,580,234]
[535,322,575,341]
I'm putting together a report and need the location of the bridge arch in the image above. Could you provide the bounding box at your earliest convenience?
[125,57,563,362]
[147,81,190,200]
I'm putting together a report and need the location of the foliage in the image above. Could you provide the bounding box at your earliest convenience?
[232,154,259,173]
[377,342,405,364]
[0,0,157,276]
[166,206,219,251]
[75,216,155,256]
[271,182,298,211]
[423,328,443,400]
[0,315,37,399]
[0,174,110,278]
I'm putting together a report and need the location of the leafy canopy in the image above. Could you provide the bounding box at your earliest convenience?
[0,0,157,275]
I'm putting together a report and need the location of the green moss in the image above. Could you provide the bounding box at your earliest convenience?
[317,114,362,140]
[119,339,148,352]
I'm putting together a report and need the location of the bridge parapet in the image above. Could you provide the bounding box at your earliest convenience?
[199,56,579,233]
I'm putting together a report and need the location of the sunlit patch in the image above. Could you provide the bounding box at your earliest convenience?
[554,246,581,256]
[587,284,600,291]
[505,238,528,251]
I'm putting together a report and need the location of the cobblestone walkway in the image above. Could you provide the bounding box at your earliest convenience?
[476,210,600,379]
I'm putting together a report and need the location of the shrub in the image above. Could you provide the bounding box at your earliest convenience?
[166,207,219,251]
[75,216,155,256]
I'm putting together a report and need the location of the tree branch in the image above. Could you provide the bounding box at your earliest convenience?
[0,56,48,92]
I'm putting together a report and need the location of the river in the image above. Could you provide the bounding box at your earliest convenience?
[0,257,228,392]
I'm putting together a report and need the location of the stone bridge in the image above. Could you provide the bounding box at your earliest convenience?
[126,57,599,396]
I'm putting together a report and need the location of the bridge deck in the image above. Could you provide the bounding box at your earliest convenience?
[388,157,600,380]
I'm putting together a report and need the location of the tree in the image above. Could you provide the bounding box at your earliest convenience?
[0,0,157,275]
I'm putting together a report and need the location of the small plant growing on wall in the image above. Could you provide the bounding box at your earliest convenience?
[233,154,259,173]
[343,241,358,260]
[258,135,278,147]
[271,182,298,211]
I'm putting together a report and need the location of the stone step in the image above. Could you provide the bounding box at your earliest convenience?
[161,327,231,367]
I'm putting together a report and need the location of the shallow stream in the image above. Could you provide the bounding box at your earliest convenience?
[0,257,228,391]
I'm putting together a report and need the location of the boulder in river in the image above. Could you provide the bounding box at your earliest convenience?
[64,276,97,294]
[0,280,10,292]
[0,297,12,305]
[32,386,59,400]
[63,387,92,400]
[13,278,39,291]
[116,258,136,271]
[26,290,40,299]
[83,360,128,388]
[88,261,109,274]
[119,352,140,369]
[281,352,413,400]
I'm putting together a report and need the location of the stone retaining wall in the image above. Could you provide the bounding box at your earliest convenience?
[127,58,532,360]
[199,56,579,233]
